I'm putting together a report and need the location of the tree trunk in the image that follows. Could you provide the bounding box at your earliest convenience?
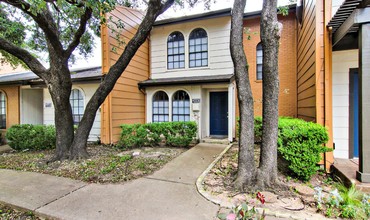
[69,0,175,158]
[257,0,282,189]
[48,66,75,161]
[230,0,256,190]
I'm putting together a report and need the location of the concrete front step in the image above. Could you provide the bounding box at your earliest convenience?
[201,137,230,145]
[332,158,370,193]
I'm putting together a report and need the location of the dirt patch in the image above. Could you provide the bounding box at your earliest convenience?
[0,204,44,220]
[204,144,336,219]
[0,145,186,184]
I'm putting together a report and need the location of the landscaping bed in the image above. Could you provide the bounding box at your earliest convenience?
[0,204,43,220]
[204,144,370,219]
[0,145,186,183]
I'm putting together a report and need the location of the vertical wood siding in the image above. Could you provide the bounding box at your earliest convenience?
[101,6,149,143]
[297,0,317,121]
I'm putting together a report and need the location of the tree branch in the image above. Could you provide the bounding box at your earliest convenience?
[0,37,48,79]
[1,0,64,54]
[64,7,92,58]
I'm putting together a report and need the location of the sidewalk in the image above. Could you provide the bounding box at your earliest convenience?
[0,143,227,220]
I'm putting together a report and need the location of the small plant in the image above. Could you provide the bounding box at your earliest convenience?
[218,192,266,220]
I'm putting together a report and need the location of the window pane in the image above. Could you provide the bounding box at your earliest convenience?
[202,44,207,51]
[189,39,194,46]
[173,41,178,47]
[196,53,201,59]
[168,56,173,62]
[189,46,194,53]
[168,48,173,55]
[195,38,201,44]
[190,54,195,60]
[257,50,263,57]
[202,59,208,66]
[173,48,179,54]
[195,45,201,52]
[179,47,184,54]
[179,41,184,46]
[174,56,179,61]
[196,60,201,66]
[257,56,263,63]
[174,62,179,69]
[159,115,164,122]
[190,61,195,67]
[180,62,185,68]
[168,63,173,69]
[180,55,185,61]
[173,115,179,121]
[202,37,207,44]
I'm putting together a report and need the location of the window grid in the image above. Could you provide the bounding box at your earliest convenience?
[256,43,263,80]
[189,28,208,68]
[0,92,6,129]
[172,90,190,122]
[153,91,169,122]
[70,89,84,125]
[167,32,185,69]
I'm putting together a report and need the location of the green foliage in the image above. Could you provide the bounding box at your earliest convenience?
[119,121,197,149]
[253,117,330,181]
[5,124,56,151]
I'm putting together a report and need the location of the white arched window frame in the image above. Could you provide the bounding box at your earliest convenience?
[70,89,84,125]
[172,90,190,122]
[0,91,6,129]
[256,42,263,80]
[152,91,169,122]
[167,31,185,70]
[189,28,208,68]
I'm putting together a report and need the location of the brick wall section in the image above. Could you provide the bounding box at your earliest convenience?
[240,13,297,117]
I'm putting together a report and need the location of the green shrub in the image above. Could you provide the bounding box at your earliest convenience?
[277,118,330,181]
[119,121,197,149]
[5,124,56,151]
[253,117,330,181]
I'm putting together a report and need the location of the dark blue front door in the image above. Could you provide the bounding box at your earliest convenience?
[351,72,359,157]
[210,92,228,135]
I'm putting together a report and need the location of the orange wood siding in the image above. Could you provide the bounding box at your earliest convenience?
[101,6,149,144]
[297,0,317,121]
[0,86,20,138]
[241,13,297,118]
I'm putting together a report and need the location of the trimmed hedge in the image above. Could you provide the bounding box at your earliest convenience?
[119,121,197,149]
[255,117,330,181]
[5,124,56,151]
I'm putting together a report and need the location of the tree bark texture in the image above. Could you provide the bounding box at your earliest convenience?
[257,0,282,189]
[230,0,256,190]
[69,0,175,159]
[0,0,174,160]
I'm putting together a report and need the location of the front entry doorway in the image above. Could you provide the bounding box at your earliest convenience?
[349,69,359,158]
[210,91,228,136]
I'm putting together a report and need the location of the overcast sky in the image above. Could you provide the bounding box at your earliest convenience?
[72,0,294,69]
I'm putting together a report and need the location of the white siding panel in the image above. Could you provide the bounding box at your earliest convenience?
[150,16,233,79]
[332,49,358,159]
[42,83,101,142]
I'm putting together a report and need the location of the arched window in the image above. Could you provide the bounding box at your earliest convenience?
[256,42,263,80]
[152,91,169,122]
[172,90,190,122]
[189,28,208,68]
[167,31,185,69]
[0,92,6,129]
[70,89,84,125]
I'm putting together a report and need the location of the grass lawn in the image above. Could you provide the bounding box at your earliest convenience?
[0,145,186,183]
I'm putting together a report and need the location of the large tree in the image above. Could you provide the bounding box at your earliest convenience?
[230,0,256,189]
[0,0,175,160]
[230,0,282,190]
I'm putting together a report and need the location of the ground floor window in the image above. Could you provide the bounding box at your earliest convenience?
[153,91,169,122]
[0,92,6,129]
[172,90,190,122]
[70,89,84,125]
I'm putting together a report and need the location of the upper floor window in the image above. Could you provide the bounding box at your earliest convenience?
[172,90,190,122]
[0,92,6,129]
[153,91,169,122]
[256,42,263,80]
[167,31,185,69]
[189,28,208,68]
[70,89,84,125]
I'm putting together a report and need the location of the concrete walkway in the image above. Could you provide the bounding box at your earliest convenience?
[0,143,227,220]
